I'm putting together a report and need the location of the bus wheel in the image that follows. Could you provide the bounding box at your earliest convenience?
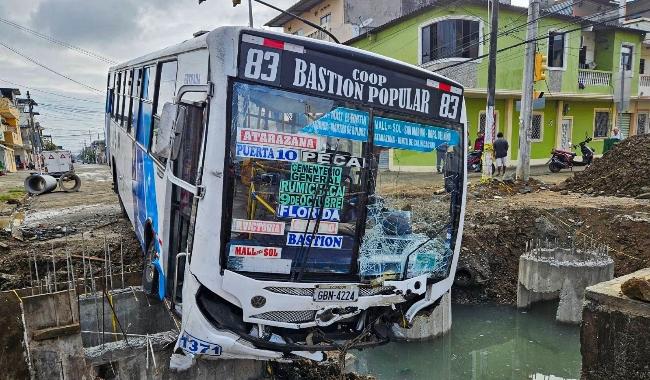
[142,242,159,297]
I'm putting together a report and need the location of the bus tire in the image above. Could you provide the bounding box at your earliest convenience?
[142,240,159,297]
[111,158,118,194]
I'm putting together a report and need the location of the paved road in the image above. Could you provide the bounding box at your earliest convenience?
[377,164,584,191]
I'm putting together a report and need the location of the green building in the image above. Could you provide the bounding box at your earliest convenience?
[346,0,648,171]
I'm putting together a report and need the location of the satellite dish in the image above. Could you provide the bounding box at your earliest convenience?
[360,18,373,28]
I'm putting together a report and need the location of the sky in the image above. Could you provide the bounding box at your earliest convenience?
[0,0,529,153]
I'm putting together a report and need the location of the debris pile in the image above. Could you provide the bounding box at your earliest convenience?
[271,359,374,380]
[560,134,650,197]
[469,177,547,199]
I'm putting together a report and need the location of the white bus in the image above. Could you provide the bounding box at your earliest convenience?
[106,26,467,361]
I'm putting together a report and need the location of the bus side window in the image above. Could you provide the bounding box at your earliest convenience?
[106,72,114,115]
[120,71,128,127]
[151,61,178,159]
[130,68,141,136]
[136,66,156,148]
[114,72,121,122]
[125,69,132,130]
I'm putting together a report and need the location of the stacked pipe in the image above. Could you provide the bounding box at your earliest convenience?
[24,171,81,195]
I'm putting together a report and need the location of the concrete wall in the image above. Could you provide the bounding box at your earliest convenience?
[21,289,91,380]
[581,268,650,380]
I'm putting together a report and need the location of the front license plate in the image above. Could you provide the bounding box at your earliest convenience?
[313,285,359,302]
[179,331,222,356]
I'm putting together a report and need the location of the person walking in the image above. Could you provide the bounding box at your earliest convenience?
[494,132,509,176]
[436,142,448,173]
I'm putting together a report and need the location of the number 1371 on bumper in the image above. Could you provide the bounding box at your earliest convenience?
[179,331,222,356]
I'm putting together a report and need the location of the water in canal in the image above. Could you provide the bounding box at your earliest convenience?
[353,301,581,380]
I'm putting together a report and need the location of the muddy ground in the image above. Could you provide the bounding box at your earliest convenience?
[1,164,649,379]
[0,164,141,291]
[1,164,649,305]
[451,182,650,305]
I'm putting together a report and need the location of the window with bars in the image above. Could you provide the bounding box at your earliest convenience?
[320,13,331,27]
[421,18,480,64]
[638,113,649,135]
[531,113,543,141]
[594,111,610,138]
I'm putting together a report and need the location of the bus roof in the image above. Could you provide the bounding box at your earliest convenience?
[110,26,462,90]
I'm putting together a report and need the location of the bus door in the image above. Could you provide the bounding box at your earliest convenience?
[165,102,206,305]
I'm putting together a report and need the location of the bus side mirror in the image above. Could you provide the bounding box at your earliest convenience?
[154,103,187,160]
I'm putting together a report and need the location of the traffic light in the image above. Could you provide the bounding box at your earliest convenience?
[534,52,548,82]
[233,0,241,5]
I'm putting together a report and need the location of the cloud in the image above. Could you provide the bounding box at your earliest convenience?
[31,0,142,48]
[1,0,297,152]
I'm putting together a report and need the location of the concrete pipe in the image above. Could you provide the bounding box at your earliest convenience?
[58,172,81,192]
[24,174,58,195]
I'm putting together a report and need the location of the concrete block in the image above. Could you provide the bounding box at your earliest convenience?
[517,247,614,324]
[390,291,451,341]
[21,289,92,380]
[581,268,650,380]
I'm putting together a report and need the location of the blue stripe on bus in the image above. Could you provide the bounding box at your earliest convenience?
[132,98,165,300]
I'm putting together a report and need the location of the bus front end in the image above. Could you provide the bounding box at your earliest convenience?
[178,28,466,361]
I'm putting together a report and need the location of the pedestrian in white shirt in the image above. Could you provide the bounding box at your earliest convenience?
[611,127,623,140]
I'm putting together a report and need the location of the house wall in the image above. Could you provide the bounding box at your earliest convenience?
[350,3,647,167]
[283,0,346,39]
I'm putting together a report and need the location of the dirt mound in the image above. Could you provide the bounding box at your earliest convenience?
[469,177,547,199]
[561,134,650,197]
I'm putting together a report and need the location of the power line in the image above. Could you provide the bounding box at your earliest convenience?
[0,41,103,93]
[0,17,116,64]
[0,78,104,104]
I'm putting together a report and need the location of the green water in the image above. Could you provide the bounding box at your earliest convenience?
[353,302,581,380]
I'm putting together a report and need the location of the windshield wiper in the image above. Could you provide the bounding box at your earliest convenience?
[292,140,341,282]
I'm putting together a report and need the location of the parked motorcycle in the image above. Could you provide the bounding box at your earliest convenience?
[547,137,595,173]
[467,150,495,173]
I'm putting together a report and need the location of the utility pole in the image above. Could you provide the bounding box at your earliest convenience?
[248,0,254,27]
[26,91,41,173]
[516,0,540,182]
[482,0,499,180]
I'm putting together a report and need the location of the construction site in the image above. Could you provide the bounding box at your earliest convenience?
[0,135,648,380]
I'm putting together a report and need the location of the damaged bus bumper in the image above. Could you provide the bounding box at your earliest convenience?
[175,269,431,360]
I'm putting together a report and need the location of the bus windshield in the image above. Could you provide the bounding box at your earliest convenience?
[224,81,463,281]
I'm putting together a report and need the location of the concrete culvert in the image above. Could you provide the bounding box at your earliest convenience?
[58,172,81,192]
[24,174,58,195]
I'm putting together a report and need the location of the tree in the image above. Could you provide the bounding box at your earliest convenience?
[42,141,58,151]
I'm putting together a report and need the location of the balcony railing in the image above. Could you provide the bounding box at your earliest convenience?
[306,28,333,42]
[578,69,612,87]
[3,130,23,147]
[640,74,650,97]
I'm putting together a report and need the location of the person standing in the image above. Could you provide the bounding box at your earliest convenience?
[611,127,623,140]
[473,131,485,152]
[436,142,448,173]
[494,132,509,176]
